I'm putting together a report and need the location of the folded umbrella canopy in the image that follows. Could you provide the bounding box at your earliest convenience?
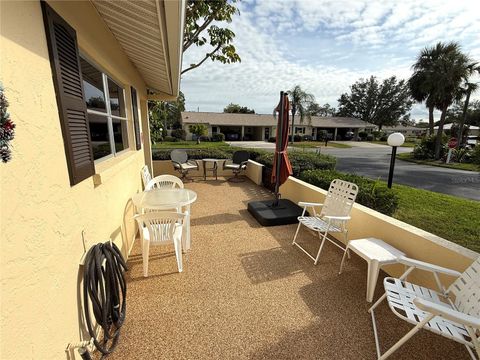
[271,91,293,201]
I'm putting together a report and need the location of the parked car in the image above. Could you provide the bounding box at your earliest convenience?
[344,131,354,140]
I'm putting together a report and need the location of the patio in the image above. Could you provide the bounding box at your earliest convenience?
[113,179,468,359]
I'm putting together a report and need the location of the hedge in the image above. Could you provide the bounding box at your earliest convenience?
[152,148,231,160]
[255,152,336,177]
[299,170,399,216]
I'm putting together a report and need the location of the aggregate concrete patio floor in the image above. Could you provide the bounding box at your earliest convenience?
[112,179,468,359]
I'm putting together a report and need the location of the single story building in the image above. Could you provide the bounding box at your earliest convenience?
[181,111,375,141]
[382,125,428,138]
[434,123,480,136]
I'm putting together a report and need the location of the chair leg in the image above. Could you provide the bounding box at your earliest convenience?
[142,239,150,277]
[174,238,183,273]
[314,231,329,265]
[339,245,349,274]
[378,315,434,360]
[292,222,302,245]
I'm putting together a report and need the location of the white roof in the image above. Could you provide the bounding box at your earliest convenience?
[434,124,479,130]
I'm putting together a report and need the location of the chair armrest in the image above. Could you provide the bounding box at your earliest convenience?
[413,297,480,329]
[298,202,323,208]
[323,215,351,221]
[240,160,249,169]
[222,159,232,170]
[187,160,199,168]
[399,257,462,278]
[171,160,182,169]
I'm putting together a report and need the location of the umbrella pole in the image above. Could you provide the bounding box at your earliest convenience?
[273,91,285,206]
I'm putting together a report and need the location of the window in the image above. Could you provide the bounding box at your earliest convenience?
[295,127,305,134]
[212,126,218,133]
[80,57,129,160]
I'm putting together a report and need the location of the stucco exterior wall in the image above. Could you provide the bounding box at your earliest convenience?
[280,177,478,290]
[0,1,151,358]
[152,159,263,185]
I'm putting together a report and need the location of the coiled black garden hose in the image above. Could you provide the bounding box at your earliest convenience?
[83,242,128,357]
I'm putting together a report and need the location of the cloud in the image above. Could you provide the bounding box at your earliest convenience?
[180,0,480,119]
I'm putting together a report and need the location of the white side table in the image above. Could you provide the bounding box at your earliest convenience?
[339,238,405,302]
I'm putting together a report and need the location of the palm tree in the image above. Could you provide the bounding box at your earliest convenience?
[289,85,315,144]
[409,43,449,136]
[456,62,480,148]
[410,42,472,159]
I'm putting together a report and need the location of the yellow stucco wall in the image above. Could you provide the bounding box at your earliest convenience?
[0,1,151,358]
[152,159,264,185]
[280,177,478,289]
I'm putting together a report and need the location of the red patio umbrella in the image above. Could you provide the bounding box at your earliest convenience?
[271,92,293,197]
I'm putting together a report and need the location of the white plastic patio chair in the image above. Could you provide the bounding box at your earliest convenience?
[145,175,184,191]
[134,212,186,276]
[292,179,358,265]
[369,256,480,359]
[141,165,152,190]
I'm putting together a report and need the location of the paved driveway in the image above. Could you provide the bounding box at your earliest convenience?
[228,141,479,200]
[320,147,480,201]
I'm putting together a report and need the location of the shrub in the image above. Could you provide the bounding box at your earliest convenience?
[152,148,231,161]
[171,129,186,140]
[412,135,447,160]
[293,134,302,142]
[268,137,276,143]
[372,131,383,141]
[163,136,176,142]
[366,134,374,141]
[379,134,388,141]
[471,145,480,165]
[299,170,399,216]
[256,152,336,177]
[211,133,225,142]
[317,130,328,141]
[358,131,368,140]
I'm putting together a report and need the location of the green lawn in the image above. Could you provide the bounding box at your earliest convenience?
[371,140,418,147]
[397,152,480,172]
[392,184,480,253]
[290,141,352,149]
[152,141,230,149]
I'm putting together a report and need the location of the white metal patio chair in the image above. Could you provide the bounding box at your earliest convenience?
[134,212,186,276]
[141,165,152,190]
[170,149,199,181]
[145,175,184,191]
[369,256,480,359]
[292,179,358,265]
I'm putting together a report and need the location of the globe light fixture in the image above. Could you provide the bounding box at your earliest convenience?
[386,132,405,188]
[387,132,405,147]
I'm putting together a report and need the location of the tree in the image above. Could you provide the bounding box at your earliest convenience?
[337,76,413,130]
[289,85,315,143]
[456,63,479,148]
[307,102,336,117]
[182,0,241,74]
[149,92,185,143]
[223,103,255,113]
[189,124,208,144]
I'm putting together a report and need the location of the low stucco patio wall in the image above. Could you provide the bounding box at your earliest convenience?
[280,177,478,289]
[153,159,264,185]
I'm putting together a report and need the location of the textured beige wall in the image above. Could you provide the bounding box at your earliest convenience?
[152,159,263,185]
[0,1,150,359]
[280,177,478,289]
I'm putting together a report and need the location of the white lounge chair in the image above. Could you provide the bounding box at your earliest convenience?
[134,212,186,276]
[145,175,184,191]
[292,179,359,265]
[369,256,480,359]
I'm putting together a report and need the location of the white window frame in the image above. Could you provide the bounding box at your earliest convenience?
[80,55,129,163]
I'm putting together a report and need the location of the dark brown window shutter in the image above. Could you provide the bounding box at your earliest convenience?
[131,87,141,150]
[42,2,94,185]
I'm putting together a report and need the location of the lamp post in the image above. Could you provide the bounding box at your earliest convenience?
[387,132,405,188]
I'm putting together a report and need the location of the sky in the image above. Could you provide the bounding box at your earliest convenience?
[180,0,480,120]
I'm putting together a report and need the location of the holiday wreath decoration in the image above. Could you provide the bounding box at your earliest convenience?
[0,85,16,163]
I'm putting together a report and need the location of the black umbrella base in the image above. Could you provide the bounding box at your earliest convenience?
[247,199,303,227]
